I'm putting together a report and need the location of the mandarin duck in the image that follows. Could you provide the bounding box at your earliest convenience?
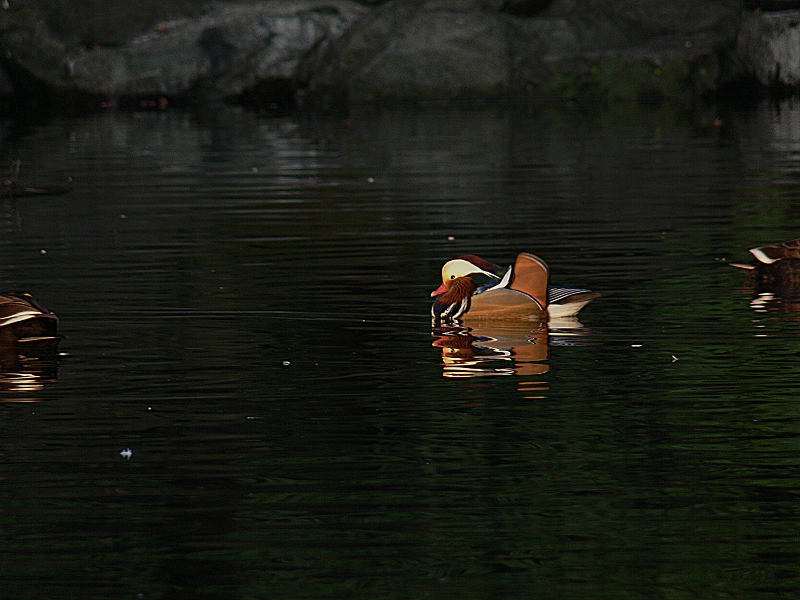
[0,292,60,346]
[431,252,599,324]
[730,238,800,291]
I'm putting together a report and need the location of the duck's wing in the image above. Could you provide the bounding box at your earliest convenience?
[468,288,545,318]
[547,286,601,318]
[0,292,58,331]
[749,238,800,264]
[508,252,548,310]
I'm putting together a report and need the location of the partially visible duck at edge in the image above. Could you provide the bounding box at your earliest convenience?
[0,292,60,347]
[431,252,599,324]
[730,238,800,291]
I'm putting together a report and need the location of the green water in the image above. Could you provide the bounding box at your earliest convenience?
[1,101,799,599]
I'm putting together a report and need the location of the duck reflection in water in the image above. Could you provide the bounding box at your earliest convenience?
[432,317,591,386]
[0,349,59,395]
[0,292,60,396]
[730,238,800,314]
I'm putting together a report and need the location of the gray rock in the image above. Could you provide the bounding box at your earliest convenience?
[497,0,554,16]
[737,10,800,86]
[541,0,739,39]
[310,0,741,102]
[744,2,800,9]
[37,0,205,48]
[0,0,762,105]
[0,0,366,99]
[312,2,510,101]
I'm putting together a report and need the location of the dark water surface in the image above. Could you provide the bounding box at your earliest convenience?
[2,101,800,599]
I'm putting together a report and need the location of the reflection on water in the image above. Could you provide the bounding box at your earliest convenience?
[749,292,800,313]
[432,318,592,385]
[734,263,800,319]
[0,345,59,396]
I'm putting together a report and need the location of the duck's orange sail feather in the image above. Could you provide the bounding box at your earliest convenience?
[508,252,548,310]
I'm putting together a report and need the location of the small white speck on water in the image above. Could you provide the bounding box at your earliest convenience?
[671,355,679,362]
[282,360,291,366]
[367,176,375,183]
[631,344,642,348]
[39,249,47,254]
[120,448,133,460]
[447,236,455,241]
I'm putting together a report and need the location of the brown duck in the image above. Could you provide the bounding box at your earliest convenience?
[730,238,800,290]
[431,252,599,324]
[0,292,59,346]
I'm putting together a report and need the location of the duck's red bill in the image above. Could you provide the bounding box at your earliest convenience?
[431,282,448,297]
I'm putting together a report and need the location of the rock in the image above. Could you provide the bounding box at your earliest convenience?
[311,2,510,102]
[540,0,740,40]
[737,10,800,86]
[36,0,205,48]
[744,2,800,10]
[0,0,760,106]
[499,0,555,16]
[0,0,366,100]
[310,0,741,103]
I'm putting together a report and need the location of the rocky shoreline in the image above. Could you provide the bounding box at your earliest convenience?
[1,0,799,110]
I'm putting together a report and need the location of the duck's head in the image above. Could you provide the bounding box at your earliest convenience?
[431,255,502,300]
